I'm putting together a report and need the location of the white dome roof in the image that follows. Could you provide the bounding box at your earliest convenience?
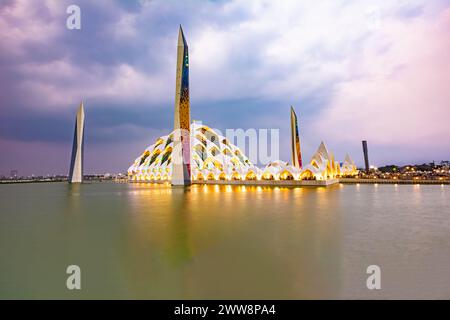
[128,123,259,180]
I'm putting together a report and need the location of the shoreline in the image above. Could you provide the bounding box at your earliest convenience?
[127,178,449,186]
[2,178,448,186]
[0,179,111,184]
[339,178,449,185]
[0,179,67,184]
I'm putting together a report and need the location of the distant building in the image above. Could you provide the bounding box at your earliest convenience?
[10,170,18,178]
[362,140,370,172]
[68,102,85,183]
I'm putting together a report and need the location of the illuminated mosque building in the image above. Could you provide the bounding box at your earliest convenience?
[127,27,357,183]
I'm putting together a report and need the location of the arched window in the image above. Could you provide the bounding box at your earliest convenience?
[280,170,294,180]
[262,173,274,180]
[245,171,257,180]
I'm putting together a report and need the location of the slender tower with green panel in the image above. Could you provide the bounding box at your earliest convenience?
[172,26,191,186]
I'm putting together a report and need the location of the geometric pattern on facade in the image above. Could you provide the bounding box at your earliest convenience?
[341,154,358,177]
[127,27,358,182]
[290,106,302,169]
[301,142,343,180]
[171,25,191,186]
[128,122,256,182]
[128,128,358,182]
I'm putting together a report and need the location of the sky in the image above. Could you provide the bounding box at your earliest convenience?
[0,0,449,176]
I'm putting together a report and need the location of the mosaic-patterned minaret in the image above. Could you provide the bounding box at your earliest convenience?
[290,106,302,168]
[172,26,191,186]
[68,102,85,183]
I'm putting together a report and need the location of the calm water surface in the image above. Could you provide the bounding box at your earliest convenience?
[0,182,449,299]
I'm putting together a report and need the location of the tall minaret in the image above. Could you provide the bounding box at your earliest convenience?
[290,106,302,168]
[172,25,191,186]
[68,102,85,183]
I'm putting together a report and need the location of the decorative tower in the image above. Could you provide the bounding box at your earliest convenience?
[362,140,370,173]
[290,106,302,168]
[68,102,85,183]
[172,25,191,186]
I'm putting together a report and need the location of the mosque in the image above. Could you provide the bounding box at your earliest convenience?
[127,26,358,184]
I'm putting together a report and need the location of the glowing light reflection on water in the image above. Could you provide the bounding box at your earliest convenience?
[0,182,449,299]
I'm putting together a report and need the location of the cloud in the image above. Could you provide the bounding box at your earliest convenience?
[0,0,449,174]
[0,0,64,57]
[312,6,450,157]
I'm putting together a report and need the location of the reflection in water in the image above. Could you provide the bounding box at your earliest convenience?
[0,182,449,299]
[124,184,344,298]
[66,183,82,215]
[166,187,193,266]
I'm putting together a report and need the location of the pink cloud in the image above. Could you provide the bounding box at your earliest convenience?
[313,8,450,152]
[0,0,64,57]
